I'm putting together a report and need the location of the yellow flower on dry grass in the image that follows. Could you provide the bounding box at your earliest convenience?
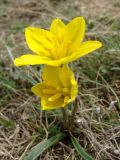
[31,65,78,110]
[14,17,102,67]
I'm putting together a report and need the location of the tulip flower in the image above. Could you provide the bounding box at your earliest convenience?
[14,17,102,67]
[31,65,78,110]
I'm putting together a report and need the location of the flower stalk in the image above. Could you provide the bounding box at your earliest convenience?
[61,108,68,130]
[61,97,79,132]
[69,97,79,131]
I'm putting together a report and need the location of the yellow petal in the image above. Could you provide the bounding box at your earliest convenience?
[42,65,75,88]
[42,65,61,87]
[51,56,77,66]
[43,89,57,94]
[14,54,76,67]
[70,83,78,101]
[41,97,64,110]
[31,82,46,97]
[14,54,51,66]
[64,96,69,104]
[25,27,54,57]
[50,19,66,36]
[59,65,74,87]
[73,41,102,59]
[65,17,85,49]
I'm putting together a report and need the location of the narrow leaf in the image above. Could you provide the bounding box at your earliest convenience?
[24,133,64,160]
[71,136,94,160]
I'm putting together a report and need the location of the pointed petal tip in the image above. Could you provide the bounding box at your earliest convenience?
[31,83,43,96]
[25,26,34,31]
[52,18,62,22]
[31,86,38,95]
[14,57,28,67]
[72,16,85,22]
[31,86,34,92]
[25,27,38,35]
[99,41,102,47]
[95,41,103,48]
[25,27,31,33]
[14,58,20,66]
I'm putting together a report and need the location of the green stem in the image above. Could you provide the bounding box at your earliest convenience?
[69,97,79,131]
[61,108,67,130]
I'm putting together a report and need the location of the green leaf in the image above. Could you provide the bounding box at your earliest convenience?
[0,113,15,129]
[71,136,94,160]
[24,133,64,160]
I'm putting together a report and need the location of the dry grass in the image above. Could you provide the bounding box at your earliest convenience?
[0,0,120,159]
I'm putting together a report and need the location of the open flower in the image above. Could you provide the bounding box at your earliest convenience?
[14,17,102,67]
[31,65,78,110]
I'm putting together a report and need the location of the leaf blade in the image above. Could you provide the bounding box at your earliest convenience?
[24,133,64,160]
[71,136,94,160]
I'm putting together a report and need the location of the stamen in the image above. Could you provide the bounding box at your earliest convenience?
[62,88,68,93]
[48,93,62,102]
[44,46,56,59]
[64,96,69,104]
[46,36,54,43]
[56,87,62,91]
[65,40,72,56]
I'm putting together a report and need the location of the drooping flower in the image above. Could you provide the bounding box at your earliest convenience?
[31,65,78,110]
[14,17,102,67]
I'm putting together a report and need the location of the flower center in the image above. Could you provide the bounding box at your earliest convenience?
[48,93,62,102]
[43,86,70,103]
[52,36,72,59]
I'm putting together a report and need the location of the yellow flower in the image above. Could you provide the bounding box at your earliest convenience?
[14,17,102,67]
[31,65,78,110]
